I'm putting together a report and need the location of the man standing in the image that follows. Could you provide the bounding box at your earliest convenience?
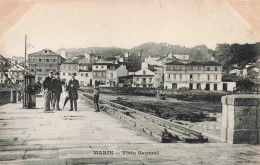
[93,81,100,112]
[68,73,79,111]
[51,72,62,110]
[42,71,53,112]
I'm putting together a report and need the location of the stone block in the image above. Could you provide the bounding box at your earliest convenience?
[224,95,260,106]
[229,129,258,144]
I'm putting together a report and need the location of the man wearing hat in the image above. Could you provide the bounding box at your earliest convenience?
[68,73,79,111]
[42,71,53,112]
[51,72,63,110]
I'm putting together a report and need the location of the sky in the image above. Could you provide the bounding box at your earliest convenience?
[1,0,260,58]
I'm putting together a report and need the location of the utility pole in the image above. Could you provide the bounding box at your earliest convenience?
[24,35,27,74]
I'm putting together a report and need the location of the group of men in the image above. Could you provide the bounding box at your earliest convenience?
[42,71,79,112]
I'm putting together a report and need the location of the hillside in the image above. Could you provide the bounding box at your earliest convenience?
[56,42,215,62]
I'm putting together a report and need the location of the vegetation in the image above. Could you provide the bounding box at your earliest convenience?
[214,42,260,72]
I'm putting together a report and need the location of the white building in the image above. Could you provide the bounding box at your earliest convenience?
[173,54,190,61]
[144,55,161,66]
[132,68,160,88]
[164,61,235,91]
[92,63,128,86]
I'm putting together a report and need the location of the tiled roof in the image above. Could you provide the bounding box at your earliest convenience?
[28,49,59,56]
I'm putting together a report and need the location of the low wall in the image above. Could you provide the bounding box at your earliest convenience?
[0,91,11,106]
[221,94,260,144]
[99,87,157,96]
[99,87,231,102]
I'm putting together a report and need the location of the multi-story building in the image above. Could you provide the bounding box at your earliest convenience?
[92,63,128,86]
[78,63,93,86]
[92,63,108,85]
[164,61,231,91]
[28,49,65,82]
[78,71,93,86]
[60,59,79,83]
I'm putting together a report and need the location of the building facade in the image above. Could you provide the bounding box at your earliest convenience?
[60,59,79,84]
[164,61,229,91]
[28,49,64,82]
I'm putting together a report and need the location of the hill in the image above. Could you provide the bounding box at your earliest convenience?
[56,42,214,62]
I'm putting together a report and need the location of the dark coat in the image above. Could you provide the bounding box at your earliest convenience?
[51,78,63,93]
[68,79,79,100]
[42,76,53,90]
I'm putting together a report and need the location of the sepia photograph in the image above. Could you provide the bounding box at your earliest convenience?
[0,0,260,164]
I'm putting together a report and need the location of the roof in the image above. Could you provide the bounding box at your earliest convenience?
[165,61,222,66]
[28,49,60,56]
[165,61,184,65]
[118,75,134,79]
[62,59,78,64]
[186,61,202,65]
[93,63,114,65]
[202,61,222,66]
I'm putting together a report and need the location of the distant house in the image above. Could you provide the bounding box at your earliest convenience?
[92,63,128,86]
[119,67,159,88]
[229,69,242,76]
[173,54,190,61]
[60,59,79,84]
[28,49,65,82]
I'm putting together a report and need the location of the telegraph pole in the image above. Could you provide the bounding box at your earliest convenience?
[24,35,27,74]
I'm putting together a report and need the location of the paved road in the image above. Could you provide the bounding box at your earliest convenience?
[0,93,259,164]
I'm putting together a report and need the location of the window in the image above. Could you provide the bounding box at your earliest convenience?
[54,59,56,62]
[31,69,34,72]
[214,75,218,80]
[207,67,210,71]
[39,59,41,62]
[46,69,49,72]
[86,73,88,77]
[168,74,170,80]
[96,66,98,69]
[63,73,65,76]
[81,73,83,76]
[190,74,193,81]
[74,66,76,69]
[198,74,200,80]
[149,78,152,83]
[110,73,113,79]
[215,67,218,71]
[143,70,146,75]
[69,73,71,76]
[180,74,182,81]
[137,77,140,81]
[208,75,210,81]
[74,73,77,76]
[173,74,176,80]
[142,78,146,83]
[101,66,104,69]
[46,59,49,62]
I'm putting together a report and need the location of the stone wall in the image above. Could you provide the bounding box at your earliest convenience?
[221,95,260,144]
